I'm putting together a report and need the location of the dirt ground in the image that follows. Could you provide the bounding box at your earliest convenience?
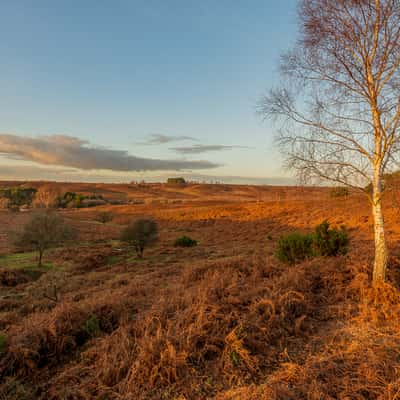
[1,182,400,399]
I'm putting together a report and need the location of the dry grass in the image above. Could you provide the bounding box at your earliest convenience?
[1,181,400,399]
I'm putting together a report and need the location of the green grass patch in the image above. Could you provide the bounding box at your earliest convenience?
[0,252,53,269]
[0,252,36,268]
[0,252,54,279]
[127,255,148,263]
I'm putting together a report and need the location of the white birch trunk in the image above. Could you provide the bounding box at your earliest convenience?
[372,176,388,283]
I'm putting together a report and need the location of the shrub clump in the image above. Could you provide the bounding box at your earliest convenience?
[276,220,349,264]
[95,211,113,224]
[120,218,158,258]
[82,315,102,338]
[330,187,350,197]
[0,187,37,208]
[276,232,314,264]
[56,192,106,209]
[313,220,349,257]
[174,236,197,247]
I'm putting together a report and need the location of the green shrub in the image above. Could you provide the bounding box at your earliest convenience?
[82,315,101,338]
[60,192,85,208]
[174,236,197,247]
[313,220,349,256]
[276,221,349,264]
[275,232,314,264]
[330,187,349,197]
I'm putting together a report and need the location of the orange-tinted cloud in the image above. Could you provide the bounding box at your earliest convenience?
[0,134,219,171]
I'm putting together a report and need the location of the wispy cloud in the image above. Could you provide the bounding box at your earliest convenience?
[170,144,251,154]
[0,164,295,185]
[0,134,219,171]
[139,134,198,145]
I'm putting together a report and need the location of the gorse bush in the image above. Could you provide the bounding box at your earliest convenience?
[330,187,350,197]
[276,232,314,264]
[313,220,349,257]
[276,221,349,264]
[174,236,197,247]
[120,218,158,258]
[95,211,113,224]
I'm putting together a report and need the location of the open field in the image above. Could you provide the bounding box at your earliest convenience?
[1,182,400,399]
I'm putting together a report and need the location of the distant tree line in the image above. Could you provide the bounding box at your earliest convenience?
[0,186,107,210]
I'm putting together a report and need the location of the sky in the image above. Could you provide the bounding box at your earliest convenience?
[0,0,299,184]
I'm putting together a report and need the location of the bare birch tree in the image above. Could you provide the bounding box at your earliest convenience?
[260,0,400,283]
[33,185,61,209]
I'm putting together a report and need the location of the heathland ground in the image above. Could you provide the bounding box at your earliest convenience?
[1,181,400,399]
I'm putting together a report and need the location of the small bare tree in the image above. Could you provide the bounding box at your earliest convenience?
[14,212,76,267]
[120,218,158,258]
[260,0,400,284]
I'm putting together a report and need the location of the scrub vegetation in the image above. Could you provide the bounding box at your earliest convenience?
[0,180,399,399]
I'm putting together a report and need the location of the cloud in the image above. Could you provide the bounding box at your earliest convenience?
[140,134,198,145]
[170,144,251,154]
[0,134,219,171]
[0,164,295,185]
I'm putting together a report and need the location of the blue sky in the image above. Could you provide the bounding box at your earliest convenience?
[0,0,298,183]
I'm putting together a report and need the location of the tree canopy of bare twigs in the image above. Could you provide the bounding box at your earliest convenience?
[260,0,400,283]
[14,212,76,267]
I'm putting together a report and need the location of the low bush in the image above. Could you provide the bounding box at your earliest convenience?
[275,232,314,264]
[330,187,349,197]
[174,236,197,247]
[95,211,113,224]
[0,187,37,207]
[313,220,349,256]
[58,192,86,208]
[276,221,349,264]
[82,315,102,338]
